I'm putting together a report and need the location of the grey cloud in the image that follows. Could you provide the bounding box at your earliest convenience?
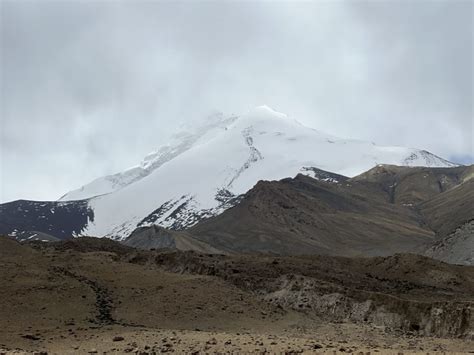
[1,0,472,202]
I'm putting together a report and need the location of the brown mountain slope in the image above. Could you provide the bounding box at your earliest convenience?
[350,164,472,205]
[351,165,474,237]
[418,178,474,237]
[123,225,222,253]
[189,174,434,256]
[188,165,473,258]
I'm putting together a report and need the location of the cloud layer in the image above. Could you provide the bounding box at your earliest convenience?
[1,0,472,202]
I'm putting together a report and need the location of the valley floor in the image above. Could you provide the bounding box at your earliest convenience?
[2,324,473,354]
[0,237,472,354]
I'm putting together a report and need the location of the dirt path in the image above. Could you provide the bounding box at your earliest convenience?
[51,267,116,325]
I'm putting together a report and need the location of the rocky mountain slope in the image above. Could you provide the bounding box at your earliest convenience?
[425,221,474,266]
[0,199,93,240]
[1,106,454,241]
[2,164,471,264]
[189,173,431,256]
[123,225,220,253]
[187,165,473,261]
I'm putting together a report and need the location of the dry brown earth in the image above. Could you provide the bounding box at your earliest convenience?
[1,237,473,354]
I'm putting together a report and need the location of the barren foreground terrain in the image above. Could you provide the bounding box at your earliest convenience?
[1,237,473,354]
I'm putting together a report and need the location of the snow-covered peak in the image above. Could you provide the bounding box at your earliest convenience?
[60,106,298,201]
[58,107,457,239]
[61,107,456,202]
[139,110,239,168]
[233,105,299,129]
[59,111,238,201]
[246,105,289,120]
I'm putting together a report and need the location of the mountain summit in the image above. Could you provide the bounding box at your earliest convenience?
[30,107,459,239]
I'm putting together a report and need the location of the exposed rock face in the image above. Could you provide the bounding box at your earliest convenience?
[263,274,472,338]
[425,220,474,265]
[0,199,93,239]
[143,251,474,339]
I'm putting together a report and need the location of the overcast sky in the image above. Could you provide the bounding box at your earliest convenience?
[1,0,472,203]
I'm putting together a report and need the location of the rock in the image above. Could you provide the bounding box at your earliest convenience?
[113,336,125,342]
[206,338,217,345]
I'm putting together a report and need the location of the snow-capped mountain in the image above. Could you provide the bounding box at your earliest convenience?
[59,112,239,201]
[57,106,455,239]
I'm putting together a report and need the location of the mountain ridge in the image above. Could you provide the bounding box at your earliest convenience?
[60,106,455,204]
[185,164,473,263]
[63,106,457,239]
[1,106,458,241]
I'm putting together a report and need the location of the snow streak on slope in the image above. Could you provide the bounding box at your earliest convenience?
[63,106,456,239]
